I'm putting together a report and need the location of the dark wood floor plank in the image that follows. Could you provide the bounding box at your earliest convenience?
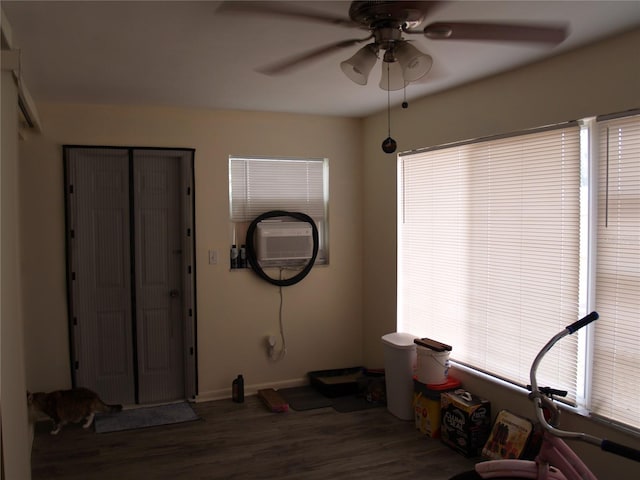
[31,395,476,479]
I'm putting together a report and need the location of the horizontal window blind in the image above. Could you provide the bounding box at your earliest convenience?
[398,125,581,398]
[230,157,326,222]
[592,113,640,429]
[229,156,329,264]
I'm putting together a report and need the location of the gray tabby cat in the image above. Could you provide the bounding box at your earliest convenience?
[28,387,122,434]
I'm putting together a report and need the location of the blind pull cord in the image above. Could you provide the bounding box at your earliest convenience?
[605,127,610,228]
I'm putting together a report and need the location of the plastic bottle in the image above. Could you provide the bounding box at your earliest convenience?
[232,374,244,403]
[230,244,238,269]
[238,244,247,268]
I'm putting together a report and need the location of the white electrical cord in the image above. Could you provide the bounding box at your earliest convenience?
[277,282,287,360]
[269,268,289,361]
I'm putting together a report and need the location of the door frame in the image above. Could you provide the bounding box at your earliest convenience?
[63,145,198,403]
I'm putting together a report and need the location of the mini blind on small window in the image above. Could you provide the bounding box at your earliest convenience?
[398,124,581,398]
[592,113,640,429]
[230,157,326,222]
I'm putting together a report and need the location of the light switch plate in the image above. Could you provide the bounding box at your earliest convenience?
[208,249,218,265]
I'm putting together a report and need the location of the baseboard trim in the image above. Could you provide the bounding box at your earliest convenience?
[194,377,308,403]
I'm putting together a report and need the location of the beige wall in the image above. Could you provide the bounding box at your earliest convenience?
[362,28,640,479]
[19,105,364,400]
[2,70,32,479]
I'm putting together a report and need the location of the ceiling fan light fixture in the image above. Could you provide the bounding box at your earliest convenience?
[340,43,378,85]
[379,60,407,91]
[395,42,433,82]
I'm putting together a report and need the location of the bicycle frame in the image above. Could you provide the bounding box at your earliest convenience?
[475,430,596,479]
[465,311,638,479]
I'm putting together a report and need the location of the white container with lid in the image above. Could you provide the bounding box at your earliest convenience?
[381,332,417,420]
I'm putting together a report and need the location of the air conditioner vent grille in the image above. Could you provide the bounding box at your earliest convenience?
[256,221,313,265]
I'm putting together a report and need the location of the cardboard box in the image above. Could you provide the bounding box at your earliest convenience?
[441,389,491,457]
[482,410,534,460]
[413,376,461,438]
[257,388,289,413]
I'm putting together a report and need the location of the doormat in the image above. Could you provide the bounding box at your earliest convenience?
[278,386,333,411]
[94,402,199,433]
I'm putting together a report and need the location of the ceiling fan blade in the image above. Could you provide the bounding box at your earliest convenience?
[424,22,568,43]
[216,1,359,28]
[257,37,372,75]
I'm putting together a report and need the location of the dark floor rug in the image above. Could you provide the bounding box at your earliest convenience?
[331,395,385,413]
[278,386,385,413]
[278,386,333,411]
[94,402,199,433]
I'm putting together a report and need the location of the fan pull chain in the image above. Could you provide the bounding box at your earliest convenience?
[381,62,397,154]
[387,72,391,137]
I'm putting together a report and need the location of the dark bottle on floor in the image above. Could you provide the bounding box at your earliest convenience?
[232,374,244,403]
[230,244,238,269]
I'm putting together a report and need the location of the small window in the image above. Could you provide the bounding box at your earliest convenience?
[229,156,329,265]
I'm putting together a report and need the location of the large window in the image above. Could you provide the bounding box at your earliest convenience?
[590,113,640,428]
[229,156,329,264]
[398,111,639,431]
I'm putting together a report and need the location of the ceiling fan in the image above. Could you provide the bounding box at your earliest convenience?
[218,1,568,91]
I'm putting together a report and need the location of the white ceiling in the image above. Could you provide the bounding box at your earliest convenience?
[3,1,640,118]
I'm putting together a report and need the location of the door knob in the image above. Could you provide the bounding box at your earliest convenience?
[169,289,180,298]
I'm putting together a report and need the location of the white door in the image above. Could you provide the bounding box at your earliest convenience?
[66,147,136,404]
[133,150,185,403]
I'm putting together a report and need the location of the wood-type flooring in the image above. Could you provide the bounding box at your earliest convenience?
[31,394,476,479]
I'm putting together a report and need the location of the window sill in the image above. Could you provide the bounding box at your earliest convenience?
[450,361,640,438]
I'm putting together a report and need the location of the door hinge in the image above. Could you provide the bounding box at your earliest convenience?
[187,265,192,274]
[73,317,78,326]
[70,229,75,239]
[69,184,74,194]
[186,186,191,196]
[74,361,79,370]
[189,347,194,356]
[188,308,193,317]
[186,228,191,237]
[71,272,76,281]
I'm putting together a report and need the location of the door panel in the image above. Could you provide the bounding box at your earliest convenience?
[66,147,135,405]
[133,152,185,403]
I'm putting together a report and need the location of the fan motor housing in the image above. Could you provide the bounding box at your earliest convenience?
[349,1,427,29]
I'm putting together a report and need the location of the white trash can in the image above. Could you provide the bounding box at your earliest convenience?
[381,332,417,420]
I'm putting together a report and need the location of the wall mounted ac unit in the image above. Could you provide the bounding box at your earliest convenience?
[256,221,313,265]
[2,11,43,136]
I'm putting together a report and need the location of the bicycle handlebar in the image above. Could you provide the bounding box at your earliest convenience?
[530,311,640,462]
[601,439,640,462]
[566,311,599,334]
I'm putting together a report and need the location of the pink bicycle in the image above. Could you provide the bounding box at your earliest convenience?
[451,312,640,479]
